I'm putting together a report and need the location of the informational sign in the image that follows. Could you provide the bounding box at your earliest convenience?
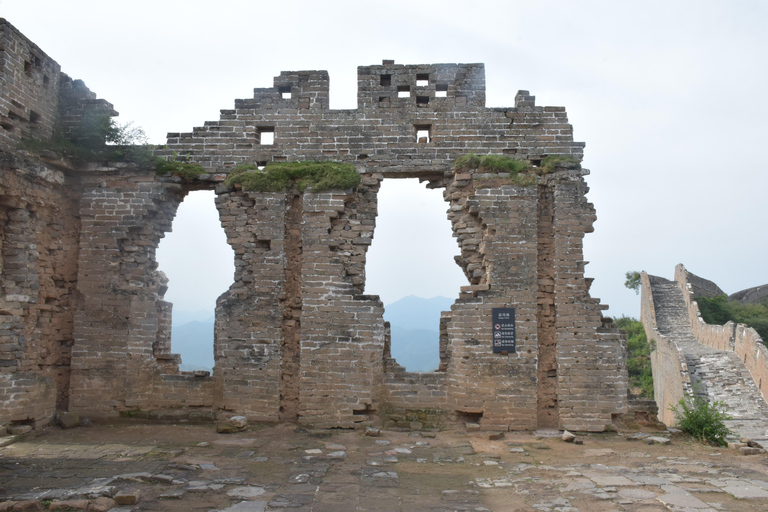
[492,307,516,353]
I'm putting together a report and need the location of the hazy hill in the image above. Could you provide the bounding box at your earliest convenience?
[172,318,215,372]
[383,295,453,331]
[384,295,453,372]
[169,296,454,373]
[172,309,214,327]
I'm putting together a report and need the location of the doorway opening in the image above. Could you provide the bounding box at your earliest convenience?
[156,190,235,373]
[365,179,468,372]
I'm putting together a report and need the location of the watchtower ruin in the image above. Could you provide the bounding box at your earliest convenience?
[0,20,627,432]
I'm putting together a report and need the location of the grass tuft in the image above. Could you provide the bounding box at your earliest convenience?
[225,161,360,193]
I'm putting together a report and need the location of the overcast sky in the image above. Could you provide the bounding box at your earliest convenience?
[4,0,767,319]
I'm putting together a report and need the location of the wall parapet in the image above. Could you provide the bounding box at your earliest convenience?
[640,271,692,425]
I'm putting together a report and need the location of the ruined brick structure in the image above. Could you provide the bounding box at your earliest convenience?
[1,19,627,432]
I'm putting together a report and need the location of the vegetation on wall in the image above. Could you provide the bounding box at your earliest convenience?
[696,295,768,343]
[20,113,206,180]
[224,161,360,192]
[454,153,581,186]
[21,112,147,162]
[154,153,206,180]
[616,316,654,399]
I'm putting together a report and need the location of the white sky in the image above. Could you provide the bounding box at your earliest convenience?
[5,0,767,318]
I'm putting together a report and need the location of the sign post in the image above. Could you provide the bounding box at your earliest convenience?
[492,307,516,354]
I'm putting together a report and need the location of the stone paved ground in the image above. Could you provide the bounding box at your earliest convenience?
[2,423,768,512]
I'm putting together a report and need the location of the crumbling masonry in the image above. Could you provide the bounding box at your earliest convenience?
[0,19,628,432]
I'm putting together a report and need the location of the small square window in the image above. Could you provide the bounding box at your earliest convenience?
[257,160,267,170]
[29,111,41,124]
[258,127,275,145]
[378,96,391,107]
[436,84,448,97]
[415,124,431,143]
[416,73,429,87]
[416,96,429,107]
[380,74,392,86]
[397,85,410,98]
[278,86,291,99]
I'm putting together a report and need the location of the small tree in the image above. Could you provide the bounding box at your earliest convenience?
[625,271,641,295]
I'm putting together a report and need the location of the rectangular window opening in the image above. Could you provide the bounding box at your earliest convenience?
[29,111,41,124]
[278,86,292,99]
[257,160,267,170]
[416,73,429,87]
[415,124,432,144]
[416,96,429,107]
[24,61,32,74]
[436,84,448,97]
[397,85,410,98]
[257,127,275,145]
[380,74,392,86]
[378,96,391,107]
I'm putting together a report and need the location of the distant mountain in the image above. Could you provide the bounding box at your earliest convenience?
[172,309,214,327]
[384,296,453,372]
[167,297,454,374]
[389,326,440,372]
[383,295,454,331]
[172,319,215,372]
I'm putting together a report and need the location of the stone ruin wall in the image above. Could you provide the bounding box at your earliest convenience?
[0,20,628,432]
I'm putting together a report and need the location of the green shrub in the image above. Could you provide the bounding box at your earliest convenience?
[696,295,768,343]
[616,316,654,399]
[670,394,733,446]
[225,161,360,193]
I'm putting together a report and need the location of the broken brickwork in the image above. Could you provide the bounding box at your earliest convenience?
[0,20,627,432]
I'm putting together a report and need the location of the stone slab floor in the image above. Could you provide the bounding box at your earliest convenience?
[2,423,768,512]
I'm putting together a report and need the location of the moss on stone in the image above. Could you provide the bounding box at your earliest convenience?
[225,161,360,193]
[540,154,581,174]
[155,157,206,180]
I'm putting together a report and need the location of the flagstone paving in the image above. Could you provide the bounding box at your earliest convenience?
[1,423,767,511]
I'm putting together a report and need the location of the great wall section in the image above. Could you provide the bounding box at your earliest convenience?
[642,264,768,445]
[3,18,768,441]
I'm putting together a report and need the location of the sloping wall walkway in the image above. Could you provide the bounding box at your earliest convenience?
[643,266,768,446]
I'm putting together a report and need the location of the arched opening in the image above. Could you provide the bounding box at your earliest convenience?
[365,178,468,372]
[156,190,235,373]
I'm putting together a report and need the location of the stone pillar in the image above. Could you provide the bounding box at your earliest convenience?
[214,190,287,421]
[69,176,179,417]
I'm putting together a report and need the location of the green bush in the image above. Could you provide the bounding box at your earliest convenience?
[225,161,360,192]
[696,295,768,342]
[616,316,654,399]
[670,394,733,446]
